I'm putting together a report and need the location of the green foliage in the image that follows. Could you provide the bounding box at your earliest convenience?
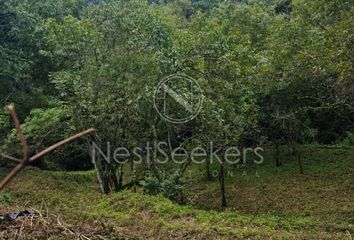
[35,0,354,193]
[143,177,161,195]
[340,132,354,146]
[4,106,91,170]
[0,0,352,200]
[0,194,11,203]
[144,171,188,204]
[160,171,188,204]
[2,150,353,239]
[0,0,353,237]
[0,0,86,145]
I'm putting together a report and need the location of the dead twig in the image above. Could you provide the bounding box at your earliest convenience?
[57,216,92,240]
[2,154,22,163]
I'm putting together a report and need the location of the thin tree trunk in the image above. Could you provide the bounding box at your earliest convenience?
[206,158,212,181]
[142,149,148,178]
[131,158,137,193]
[92,147,110,194]
[294,145,304,174]
[275,143,282,167]
[151,123,160,180]
[219,162,227,208]
[118,164,124,189]
[287,139,295,156]
[111,166,120,192]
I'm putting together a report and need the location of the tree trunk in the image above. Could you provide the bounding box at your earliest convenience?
[118,164,124,189]
[142,150,148,178]
[151,123,160,181]
[108,165,119,192]
[294,145,304,174]
[219,162,227,208]
[206,158,212,181]
[92,151,110,194]
[130,159,137,193]
[275,143,282,167]
[287,139,295,156]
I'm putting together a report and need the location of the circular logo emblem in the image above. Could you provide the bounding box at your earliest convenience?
[154,74,203,124]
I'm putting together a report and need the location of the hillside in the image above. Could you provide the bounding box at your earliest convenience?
[1,146,353,239]
[1,0,354,239]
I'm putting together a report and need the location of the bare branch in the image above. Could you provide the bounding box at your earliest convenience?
[0,105,30,191]
[0,105,95,191]
[8,104,29,161]
[29,128,95,162]
[2,154,22,163]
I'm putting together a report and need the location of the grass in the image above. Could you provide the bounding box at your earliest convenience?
[0,145,353,239]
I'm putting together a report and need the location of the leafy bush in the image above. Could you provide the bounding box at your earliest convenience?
[4,106,92,171]
[340,132,354,146]
[0,194,11,203]
[143,177,161,196]
[160,171,188,205]
[143,171,188,204]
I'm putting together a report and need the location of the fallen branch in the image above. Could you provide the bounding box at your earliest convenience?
[0,105,95,191]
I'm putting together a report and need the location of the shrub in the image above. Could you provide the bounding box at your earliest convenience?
[0,194,11,203]
[160,171,188,204]
[4,106,92,171]
[341,132,354,146]
[143,177,161,196]
[143,171,188,204]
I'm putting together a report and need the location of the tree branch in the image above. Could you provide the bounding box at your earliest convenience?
[0,105,30,191]
[0,106,95,191]
[29,128,95,163]
[2,154,22,163]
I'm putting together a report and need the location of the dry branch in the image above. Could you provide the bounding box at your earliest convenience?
[2,154,22,163]
[0,105,30,191]
[0,106,95,191]
[29,128,95,162]
[8,104,29,161]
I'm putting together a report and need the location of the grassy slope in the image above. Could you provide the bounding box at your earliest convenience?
[0,145,353,239]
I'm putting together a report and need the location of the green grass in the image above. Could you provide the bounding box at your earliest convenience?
[0,145,353,239]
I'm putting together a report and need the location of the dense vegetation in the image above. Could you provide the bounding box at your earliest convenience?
[0,146,353,239]
[0,0,353,238]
